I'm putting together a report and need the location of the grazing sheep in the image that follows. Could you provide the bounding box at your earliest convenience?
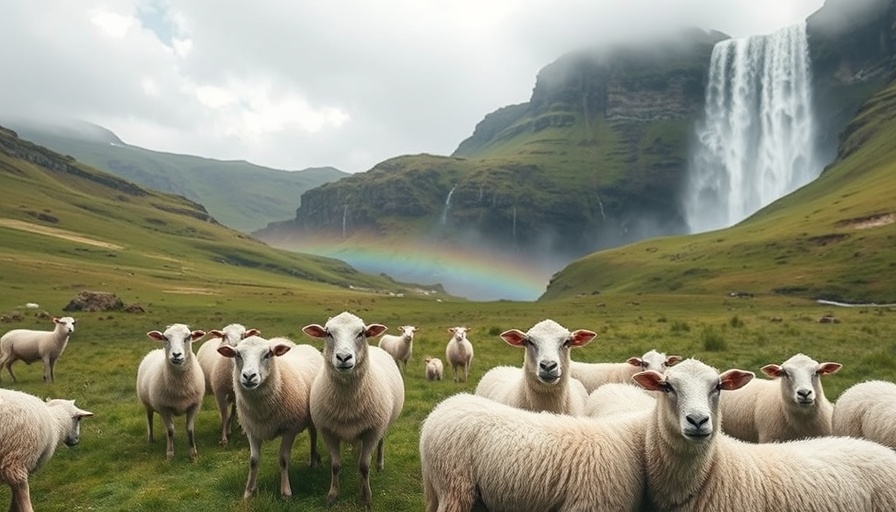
[424,356,443,381]
[218,335,323,499]
[832,379,896,449]
[585,382,656,418]
[136,323,206,460]
[419,392,649,512]
[0,316,78,383]
[719,353,841,442]
[475,319,595,415]
[0,388,93,512]
[196,323,259,446]
[445,326,474,383]
[377,325,416,373]
[302,312,405,510]
[633,358,896,511]
[570,349,682,393]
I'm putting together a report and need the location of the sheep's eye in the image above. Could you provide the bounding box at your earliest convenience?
[264,352,273,359]
[661,381,674,393]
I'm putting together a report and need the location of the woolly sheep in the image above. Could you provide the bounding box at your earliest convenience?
[585,382,656,418]
[569,349,682,393]
[0,388,93,512]
[424,356,443,381]
[633,358,896,511]
[832,379,896,449]
[475,319,595,415]
[196,323,259,446]
[302,311,405,510]
[136,323,206,460]
[377,325,416,373]
[419,392,649,512]
[719,352,841,442]
[0,316,78,383]
[445,326,474,383]
[218,335,323,499]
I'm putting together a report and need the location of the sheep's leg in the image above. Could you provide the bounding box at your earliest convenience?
[357,434,378,511]
[160,411,176,460]
[375,437,385,471]
[278,431,298,498]
[307,422,321,468]
[145,408,155,443]
[9,478,33,512]
[45,356,57,383]
[4,359,18,383]
[185,404,199,461]
[242,434,262,499]
[215,391,231,446]
[322,431,342,505]
[463,363,470,383]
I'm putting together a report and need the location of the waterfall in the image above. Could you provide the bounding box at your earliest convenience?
[440,184,457,226]
[342,204,348,239]
[684,22,818,233]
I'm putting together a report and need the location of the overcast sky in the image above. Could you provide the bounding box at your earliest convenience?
[0,0,824,174]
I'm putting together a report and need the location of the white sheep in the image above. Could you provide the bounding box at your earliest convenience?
[569,349,682,393]
[719,352,841,442]
[832,379,896,450]
[633,358,896,511]
[419,392,649,512]
[585,382,656,418]
[424,356,443,381]
[136,323,206,460]
[377,325,416,373]
[0,388,93,512]
[475,319,595,415]
[0,316,78,383]
[195,323,259,446]
[302,311,405,510]
[217,335,323,499]
[445,326,474,383]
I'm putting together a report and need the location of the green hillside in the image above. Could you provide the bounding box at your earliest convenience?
[542,77,896,303]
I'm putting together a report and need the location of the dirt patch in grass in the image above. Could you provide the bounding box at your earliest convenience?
[0,218,123,249]
[837,212,895,230]
[161,287,216,295]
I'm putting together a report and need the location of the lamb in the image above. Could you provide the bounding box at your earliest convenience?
[424,356,443,381]
[474,319,594,415]
[419,392,649,512]
[719,352,841,442]
[302,312,405,510]
[217,335,323,499]
[136,323,206,460]
[569,348,682,393]
[632,358,896,511]
[832,379,896,449]
[377,325,416,373]
[585,382,656,418]
[195,323,259,446]
[0,316,78,383]
[445,326,473,383]
[0,388,93,512]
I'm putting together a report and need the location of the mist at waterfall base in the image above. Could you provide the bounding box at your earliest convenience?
[684,22,821,234]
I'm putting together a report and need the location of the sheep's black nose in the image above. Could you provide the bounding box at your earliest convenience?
[540,361,558,372]
[686,414,709,428]
[336,353,353,364]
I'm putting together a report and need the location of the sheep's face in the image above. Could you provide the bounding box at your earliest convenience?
[221,336,291,390]
[147,324,205,367]
[47,399,94,447]
[501,319,595,385]
[449,327,469,344]
[762,353,841,408]
[398,325,416,342]
[627,349,682,373]
[303,312,386,374]
[634,359,753,444]
[209,323,260,348]
[55,316,77,334]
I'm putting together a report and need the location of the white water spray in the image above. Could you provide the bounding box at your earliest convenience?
[684,22,819,233]
[440,184,457,226]
[342,204,348,239]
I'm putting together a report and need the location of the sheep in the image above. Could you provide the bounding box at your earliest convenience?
[0,316,78,383]
[195,323,259,446]
[302,311,405,510]
[445,326,474,383]
[424,356,443,381]
[0,388,93,512]
[217,335,323,499]
[632,358,896,511]
[474,319,595,415]
[377,325,416,373]
[719,352,841,442]
[419,392,649,512]
[136,323,206,460]
[569,349,682,393]
[832,379,896,449]
[585,382,656,418]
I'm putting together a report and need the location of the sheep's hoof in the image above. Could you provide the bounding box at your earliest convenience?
[326,492,339,506]
[219,438,228,447]
[310,453,322,468]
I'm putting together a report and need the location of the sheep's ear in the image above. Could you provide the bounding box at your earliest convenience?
[366,324,388,338]
[720,369,754,390]
[632,370,665,391]
[666,355,683,366]
[569,329,596,347]
[271,344,292,357]
[817,362,842,375]
[147,331,166,342]
[760,364,783,378]
[626,357,643,367]
[500,329,527,347]
[303,324,328,339]
[76,408,94,418]
[217,345,237,358]
[209,330,225,338]
[190,330,206,340]
[53,317,61,323]
[244,328,261,338]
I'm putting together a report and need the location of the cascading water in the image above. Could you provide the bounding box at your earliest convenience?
[342,204,348,239]
[684,22,819,233]
[440,184,457,226]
